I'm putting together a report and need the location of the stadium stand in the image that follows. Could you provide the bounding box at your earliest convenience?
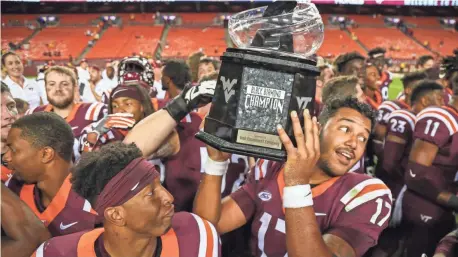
[317,28,364,57]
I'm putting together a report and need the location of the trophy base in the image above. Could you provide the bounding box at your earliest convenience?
[195,131,286,162]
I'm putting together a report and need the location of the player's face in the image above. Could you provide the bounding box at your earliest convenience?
[111,97,144,123]
[46,71,75,109]
[364,65,380,90]
[427,90,445,107]
[342,59,365,82]
[123,178,174,236]
[1,93,17,145]
[4,55,24,78]
[318,108,371,177]
[198,62,216,81]
[422,59,434,70]
[3,128,43,183]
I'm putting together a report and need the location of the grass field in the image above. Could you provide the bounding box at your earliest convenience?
[388,77,404,101]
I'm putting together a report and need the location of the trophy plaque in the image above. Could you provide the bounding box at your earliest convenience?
[196,1,324,161]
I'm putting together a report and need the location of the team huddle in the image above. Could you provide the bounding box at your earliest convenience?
[1,47,458,257]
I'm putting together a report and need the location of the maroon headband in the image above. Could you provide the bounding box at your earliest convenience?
[111,85,143,102]
[94,158,159,223]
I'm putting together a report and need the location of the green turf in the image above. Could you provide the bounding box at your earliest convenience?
[388,77,404,101]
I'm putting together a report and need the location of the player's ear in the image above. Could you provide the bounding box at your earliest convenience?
[105,206,126,227]
[40,146,55,164]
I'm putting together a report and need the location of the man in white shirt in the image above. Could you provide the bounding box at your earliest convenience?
[1,52,46,109]
[76,59,90,82]
[82,66,117,102]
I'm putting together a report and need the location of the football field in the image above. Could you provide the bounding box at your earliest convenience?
[388,77,404,101]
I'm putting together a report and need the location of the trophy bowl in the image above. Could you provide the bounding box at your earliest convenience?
[228,1,324,57]
[196,1,323,161]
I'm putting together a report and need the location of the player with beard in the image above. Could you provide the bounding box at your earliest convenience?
[193,97,392,257]
[1,183,51,257]
[369,81,444,257]
[3,112,98,236]
[160,60,250,212]
[368,48,392,102]
[401,55,458,257]
[373,71,428,159]
[1,82,17,182]
[26,66,107,161]
[31,142,221,257]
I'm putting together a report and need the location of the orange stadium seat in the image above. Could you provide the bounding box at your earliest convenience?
[86,26,163,59]
[1,14,38,25]
[348,15,385,26]
[58,14,104,25]
[179,13,216,25]
[317,28,365,57]
[161,27,226,57]
[412,29,457,56]
[350,27,430,59]
[401,16,440,27]
[25,27,94,60]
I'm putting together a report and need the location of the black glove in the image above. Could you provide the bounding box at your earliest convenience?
[164,80,216,122]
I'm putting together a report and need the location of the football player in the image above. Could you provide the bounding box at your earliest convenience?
[160,60,249,212]
[2,183,50,257]
[3,112,97,236]
[194,97,392,257]
[1,82,17,182]
[371,81,444,257]
[439,50,458,105]
[373,71,428,158]
[25,66,107,161]
[368,47,392,101]
[433,229,458,257]
[402,55,458,257]
[364,62,382,109]
[32,142,221,257]
[333,51,366,83]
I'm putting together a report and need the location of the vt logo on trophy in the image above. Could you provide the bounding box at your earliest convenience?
[196,0,324,161]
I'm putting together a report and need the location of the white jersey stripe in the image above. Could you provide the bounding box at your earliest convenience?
[83,199,92,213]
[345,189,392,212]
[35,242,45,257]
[378,101,400,112]
[208,219,219,257]
[417,107,458,133]
[340,178,385,204]
[191,213,208,257]
[389,111,416,131]
[92,103,103,121]
[85,103,96,120]
[417,112,458,135]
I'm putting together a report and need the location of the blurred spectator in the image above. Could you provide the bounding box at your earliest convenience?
[76,58,90,81]
[416,55,435,70]
[198,57,218,82]
[187,51,205,83]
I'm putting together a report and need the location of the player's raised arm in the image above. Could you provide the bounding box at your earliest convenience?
[1,183,51,257]
[124,81,215,157]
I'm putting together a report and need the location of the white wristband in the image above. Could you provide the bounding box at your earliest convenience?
[283,184,313,208]
[204,157,229,176]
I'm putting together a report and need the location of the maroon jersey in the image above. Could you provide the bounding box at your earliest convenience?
[444,88,453,106]
[382,109,416,196]
[231,160,392,257]
[376,100,410,127]
[160,112,249,212]
[434,229,458,257]
[5,174,97,237]
[26,103,107,160]
[32,212,221,257]
[379,71,393,102]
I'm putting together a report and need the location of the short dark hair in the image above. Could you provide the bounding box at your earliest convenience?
[367,47,386,59]
[401,71,428,89]
[416,55,434,68]
[441,50,458,80]
[1,52,20,66]
[11,112,74,162]
[13,98,29,114]
[108,83,155,116]
[71,142,142,204]
[322,76,359,104]
[410,80,444,105]
[1,82,10,94]
[333,52,365,73]
[162,60,191,90]
[319,97,377,132]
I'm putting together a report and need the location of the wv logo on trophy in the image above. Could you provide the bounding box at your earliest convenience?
[196,0,324,161]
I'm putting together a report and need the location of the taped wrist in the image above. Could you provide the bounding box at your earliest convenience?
[405,161,445,202]
[164,96,189,123]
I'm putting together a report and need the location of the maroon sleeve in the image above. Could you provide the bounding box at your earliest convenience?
[376,102,396,126]
[230,166,257,221]
[328,185,392,257]
[32,231,85,257]
[172,212,221,257]
[414,107,455,148]
[434,229,458,257]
